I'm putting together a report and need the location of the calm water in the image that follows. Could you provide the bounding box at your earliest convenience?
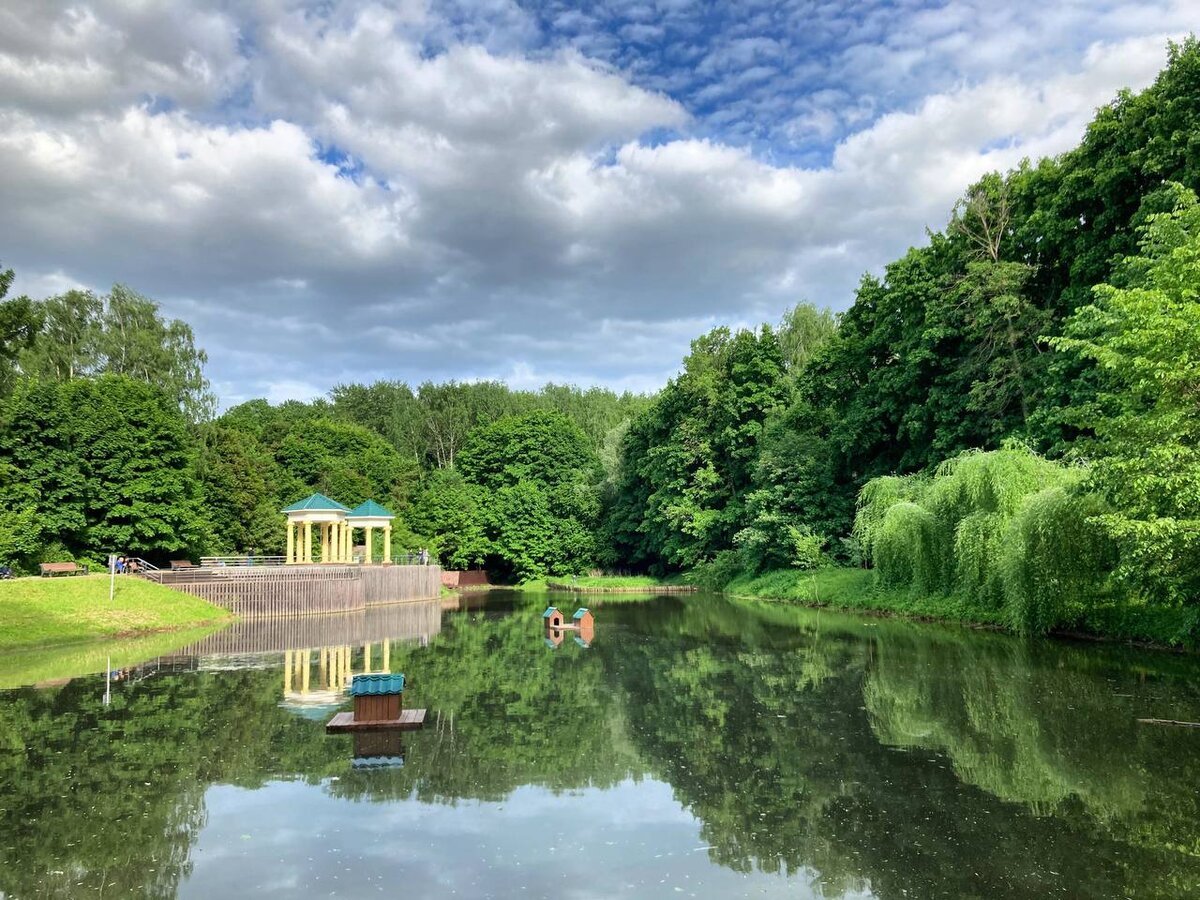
[2,590,1199,899]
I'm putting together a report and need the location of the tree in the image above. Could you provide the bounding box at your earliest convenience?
[19,289,101,383]
[1051,185,1200,621]
[0,376,208,560]
[777,301,836,374]
[0,265,41,396]
[459,410,602,579]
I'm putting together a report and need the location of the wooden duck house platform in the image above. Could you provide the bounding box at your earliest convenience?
[326,673,426,733]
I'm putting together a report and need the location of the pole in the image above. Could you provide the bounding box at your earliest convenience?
[109,554,116,602]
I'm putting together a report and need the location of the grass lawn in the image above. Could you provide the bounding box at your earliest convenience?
[723,567,1008,627]
[0,575,231,652]
[544,573,695,591]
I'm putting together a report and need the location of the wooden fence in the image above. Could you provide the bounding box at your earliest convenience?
[158,565,440,618]
[361,565,443,606]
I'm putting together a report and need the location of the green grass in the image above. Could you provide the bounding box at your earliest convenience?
[724,567,1008,627]
[724,567,1197,647]
[545,573,694,590]
[0,575,231,652]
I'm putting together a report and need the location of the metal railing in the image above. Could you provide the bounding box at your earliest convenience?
[199,556,287,568]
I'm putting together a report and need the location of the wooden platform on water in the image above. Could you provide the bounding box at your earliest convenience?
[326,708,426,733]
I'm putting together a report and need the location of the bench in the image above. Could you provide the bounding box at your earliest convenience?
[40,562,87,577]
[170,560,196,570]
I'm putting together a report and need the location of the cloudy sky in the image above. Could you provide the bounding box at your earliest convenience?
[0,1,1193,406]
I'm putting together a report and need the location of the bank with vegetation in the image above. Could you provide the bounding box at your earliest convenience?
[2,40,1200,646]
[0,577,230,651]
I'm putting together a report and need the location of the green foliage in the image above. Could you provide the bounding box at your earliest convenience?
[606,325,790,572]
[0,506,41,574]
[457,410,602,579]
[854,446,1116,632]
[0,376,208,560]
[1051,185,1200,618]
[0,265,41,396]
[20,285,215,420]
[406,468,490,568]
[1000,486,1116,634]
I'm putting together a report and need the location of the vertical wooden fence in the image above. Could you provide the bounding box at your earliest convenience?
[158,565,440,619]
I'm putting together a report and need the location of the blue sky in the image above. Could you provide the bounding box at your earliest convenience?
[0,1,1193,405]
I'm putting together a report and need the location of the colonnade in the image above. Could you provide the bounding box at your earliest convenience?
[283,520,393,564]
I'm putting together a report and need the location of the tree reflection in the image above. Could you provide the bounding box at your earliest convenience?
[1,594,1199,898]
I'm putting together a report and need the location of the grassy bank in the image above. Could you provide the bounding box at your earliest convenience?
[724,567,1195,647]
[0,576,231,652]
[545,574,696,593]
[725,568,1006,627]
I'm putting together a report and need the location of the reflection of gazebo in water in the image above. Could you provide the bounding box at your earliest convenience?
[281,640,395,716]
[282,493,395,565]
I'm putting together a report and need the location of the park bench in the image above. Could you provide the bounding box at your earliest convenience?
[170,560,196,570]
[39,561,87,577]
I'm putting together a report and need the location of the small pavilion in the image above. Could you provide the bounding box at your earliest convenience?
[347,500,395,565]
[282,493,351,564]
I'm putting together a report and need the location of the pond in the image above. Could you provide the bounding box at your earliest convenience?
[2,589,1199,898]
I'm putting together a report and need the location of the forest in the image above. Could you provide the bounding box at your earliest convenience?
[1,39,1199,641]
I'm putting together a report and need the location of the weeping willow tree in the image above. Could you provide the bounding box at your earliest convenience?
[854,444,1116,632]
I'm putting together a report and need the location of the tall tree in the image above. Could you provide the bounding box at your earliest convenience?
[0,265,41,396]
[1051,185,1200,622]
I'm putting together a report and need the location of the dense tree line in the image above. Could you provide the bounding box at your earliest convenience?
[0,281,639,575]
[606,38,1200,639]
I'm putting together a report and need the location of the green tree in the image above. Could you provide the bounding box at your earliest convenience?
[0,376,208,560]
[19,289,101,383]
[606,326,789,572]
[459,410,601,579]
[0,265,42,396]
[1051,185,1200,621]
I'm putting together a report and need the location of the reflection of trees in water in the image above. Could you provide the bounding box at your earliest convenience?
[2,595,1200,897]
[601,599,1200,898]
[862,627,1200,894]
[0,668,343,897]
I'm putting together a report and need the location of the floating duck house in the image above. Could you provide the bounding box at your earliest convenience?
[326,673,426,733]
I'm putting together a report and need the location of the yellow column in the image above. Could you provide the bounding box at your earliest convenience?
[382,639,390,673]
[303,521,312,563]
[286,521,295,564]
[319,647,328,688]
[341,521,349,563]
[319,524,327,562]
[284,649,293,695]
[384,524,392,564]
[365,526,373,564]
[301,649,311,693]
[363,642,371,673]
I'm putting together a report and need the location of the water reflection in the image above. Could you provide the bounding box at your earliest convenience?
[1,592,1199,898]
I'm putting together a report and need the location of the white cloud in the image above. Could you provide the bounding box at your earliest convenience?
[0,1,1192,406]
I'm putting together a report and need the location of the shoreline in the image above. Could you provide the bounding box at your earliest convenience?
[722,567,1195,653]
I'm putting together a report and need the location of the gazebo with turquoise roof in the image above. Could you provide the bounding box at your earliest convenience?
[282,493,351,564]
[346,500,395,565]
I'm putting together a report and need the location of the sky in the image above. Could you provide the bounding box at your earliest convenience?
[0,1,1194,407]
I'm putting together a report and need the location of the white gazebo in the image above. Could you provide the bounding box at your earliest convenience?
[282,493,351,564]
[346,500,395,564]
